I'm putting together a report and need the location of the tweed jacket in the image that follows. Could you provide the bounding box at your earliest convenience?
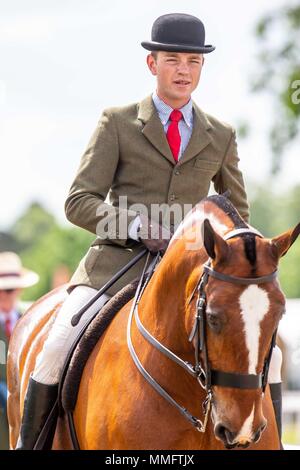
[65,95,249,296]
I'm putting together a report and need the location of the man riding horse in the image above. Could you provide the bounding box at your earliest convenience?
[16,13,283,449]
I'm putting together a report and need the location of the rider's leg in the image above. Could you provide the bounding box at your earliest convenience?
[268,345,283,445]
[16,286,111,449]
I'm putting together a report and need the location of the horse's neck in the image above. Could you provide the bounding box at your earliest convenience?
[136,203,237,349]
[138,244,201,353]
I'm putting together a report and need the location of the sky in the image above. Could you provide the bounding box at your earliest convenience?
[0,0,298,230]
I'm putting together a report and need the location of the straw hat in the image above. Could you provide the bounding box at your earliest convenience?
[0,252,39,290]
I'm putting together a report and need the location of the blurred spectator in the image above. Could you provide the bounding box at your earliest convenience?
[0,252,39,449]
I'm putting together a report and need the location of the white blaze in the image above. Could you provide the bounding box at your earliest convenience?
[239,285,270,374]
[236,405,255,441]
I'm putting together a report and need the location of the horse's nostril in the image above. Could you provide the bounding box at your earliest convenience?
[261,421,267,433]
[253,421,267,443]
[215,423,235,445]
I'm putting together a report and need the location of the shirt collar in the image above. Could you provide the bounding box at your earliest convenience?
[152,91,193,128]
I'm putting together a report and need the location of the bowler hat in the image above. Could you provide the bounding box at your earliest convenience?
[141,13,215,54]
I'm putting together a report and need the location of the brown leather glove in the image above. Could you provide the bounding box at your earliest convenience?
[137,214,172,254]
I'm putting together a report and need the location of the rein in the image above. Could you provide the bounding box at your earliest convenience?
[127,228,278,433]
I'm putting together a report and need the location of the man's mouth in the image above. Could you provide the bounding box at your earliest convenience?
[174,80,191,86]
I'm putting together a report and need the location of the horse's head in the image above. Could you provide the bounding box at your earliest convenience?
[187,219,300,449]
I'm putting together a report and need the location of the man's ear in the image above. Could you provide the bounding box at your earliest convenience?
[146,54,157,76]
[271,222,300,258]
[202,219,229,260]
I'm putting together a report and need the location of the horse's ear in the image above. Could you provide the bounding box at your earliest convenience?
[271,222,300,258]
[202,219,229,260]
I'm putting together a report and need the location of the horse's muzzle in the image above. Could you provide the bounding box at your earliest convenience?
[214,420,267,449]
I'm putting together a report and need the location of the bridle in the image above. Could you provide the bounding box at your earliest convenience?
[127,228,278,433]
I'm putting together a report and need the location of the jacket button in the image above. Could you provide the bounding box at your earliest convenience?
[170,194,176,201]
[174,170,180,175]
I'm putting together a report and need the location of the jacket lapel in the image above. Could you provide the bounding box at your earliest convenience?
[137,95,212,166]
[177,102,212,166]
[137,95,175,165]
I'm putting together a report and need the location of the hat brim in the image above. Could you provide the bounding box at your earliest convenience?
[0,268,39,290]
[141,41,215,54]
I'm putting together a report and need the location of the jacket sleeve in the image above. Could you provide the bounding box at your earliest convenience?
[64,109,138,246]
[213,129,250,223]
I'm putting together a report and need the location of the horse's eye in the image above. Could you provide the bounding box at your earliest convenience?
[207,312,222,333]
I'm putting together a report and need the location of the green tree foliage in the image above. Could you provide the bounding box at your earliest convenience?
[20,225,94,301]
[252,3,300,173]
[1,203,93,301]
[250,183,300,297]
[10,202,56,251]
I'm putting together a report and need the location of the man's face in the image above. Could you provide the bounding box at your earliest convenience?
[147,51,204,105]
[0,288,21,313]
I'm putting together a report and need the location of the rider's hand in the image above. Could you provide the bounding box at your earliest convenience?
[137,214,172,254]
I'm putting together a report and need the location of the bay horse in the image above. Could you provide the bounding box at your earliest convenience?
[7,195,300,449]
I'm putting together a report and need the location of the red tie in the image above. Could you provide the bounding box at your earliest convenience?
[5,317,11,339]
[166,109,183,162]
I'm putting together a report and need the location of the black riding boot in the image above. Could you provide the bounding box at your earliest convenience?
[270,382,283,449]
[16,376,58,450]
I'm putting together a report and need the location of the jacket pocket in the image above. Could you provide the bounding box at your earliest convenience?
[194,158,220,171]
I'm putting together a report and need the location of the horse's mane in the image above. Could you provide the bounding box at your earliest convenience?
[205,194,257,268]
[171,194,257,268]
[204,194,248,229]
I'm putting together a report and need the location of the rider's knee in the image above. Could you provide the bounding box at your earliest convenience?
[268,345,282,384]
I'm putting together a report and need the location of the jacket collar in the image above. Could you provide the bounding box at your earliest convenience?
[137,95,212,166]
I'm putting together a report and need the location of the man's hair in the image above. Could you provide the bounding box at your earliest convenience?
[151,51,158,61]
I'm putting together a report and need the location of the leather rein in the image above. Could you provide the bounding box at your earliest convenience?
[127,228,278,433]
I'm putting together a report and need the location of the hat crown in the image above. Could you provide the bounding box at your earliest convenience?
[141,13,215,54]
[0,252,22,275]
[152,13,205,47]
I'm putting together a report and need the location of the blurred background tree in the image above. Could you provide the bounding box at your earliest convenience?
[250,183,300,297]
[251,3,300,174]
[0,203,93,301]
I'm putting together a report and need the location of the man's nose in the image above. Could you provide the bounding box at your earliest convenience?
[176,62,189,74]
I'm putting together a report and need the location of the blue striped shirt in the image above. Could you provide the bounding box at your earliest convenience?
[152,91,194,160]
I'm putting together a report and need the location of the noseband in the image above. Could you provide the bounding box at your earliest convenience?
[127,229,278,433]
